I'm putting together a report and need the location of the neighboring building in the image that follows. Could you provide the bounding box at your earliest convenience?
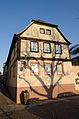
[69,44,79,65]
[3,62,7,84]
[4,20,79,103]
[72,56,79,66]
[0,71,3,81]
[71,56,79,86]
[0,72,2,80]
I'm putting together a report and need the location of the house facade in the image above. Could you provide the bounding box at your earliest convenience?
[4,20,79,103]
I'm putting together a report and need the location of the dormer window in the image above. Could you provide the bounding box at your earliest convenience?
[46,29,51,35]
[55,44,62,54]
[40,28,45,34]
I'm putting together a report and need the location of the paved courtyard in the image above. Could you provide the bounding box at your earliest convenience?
[0,94,79,119]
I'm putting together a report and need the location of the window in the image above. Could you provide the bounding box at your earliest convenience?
[40,28,45,34]
[55,44,61,54]
[57,63,63,75]
[44,63,52,75]
[75,78,79,84]
[77,73,79,76]
[44,43,51,53]
[8,70,11,80]
[13,64,16,78]
[46,29,51,35]
[31,41,38,52]
[10,69,11,80]
[31,63,39,75]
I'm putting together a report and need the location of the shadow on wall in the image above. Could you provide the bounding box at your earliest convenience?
[19,42,70,103]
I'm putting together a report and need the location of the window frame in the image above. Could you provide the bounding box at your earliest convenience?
[13,64,16,78]
[55,44,62,54]
[46,29,51,35]
[44,62,52,76]
[43,42,51,53]
[10,68,11,80]
[30,62,40,76]
[56,63,64,75]
[40,28,45,34]
[75,78,79,84]
[30,41,39,52]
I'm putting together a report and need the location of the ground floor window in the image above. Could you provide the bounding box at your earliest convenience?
[30,62,39,75]
[57,63,63,75]
[44,63,52,75]
[30,62,64,76]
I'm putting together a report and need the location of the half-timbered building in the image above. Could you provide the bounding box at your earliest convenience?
[4,20,79,103]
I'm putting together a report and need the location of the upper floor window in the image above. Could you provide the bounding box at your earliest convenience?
[30,62,39,75]
[44,43,51,53]
[30,41,38,52]
[55,44,61,54]
[40,28,45,34]
[44,63,52,75]
[57,63,64,75]
[46,29,51,35]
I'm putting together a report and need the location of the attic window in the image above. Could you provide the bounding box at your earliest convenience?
[40,28,45,34]
[46,29,51,35]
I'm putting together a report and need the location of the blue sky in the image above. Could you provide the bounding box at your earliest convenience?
[0,0,79,71]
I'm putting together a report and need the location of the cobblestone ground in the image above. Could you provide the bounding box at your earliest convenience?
[0,96,79,119]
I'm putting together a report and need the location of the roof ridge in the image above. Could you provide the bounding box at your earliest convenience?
[31,19,58,27]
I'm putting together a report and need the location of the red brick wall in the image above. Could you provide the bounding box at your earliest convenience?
[53,84,79,98]
[7,84,79,104]
[17,84,79,104]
